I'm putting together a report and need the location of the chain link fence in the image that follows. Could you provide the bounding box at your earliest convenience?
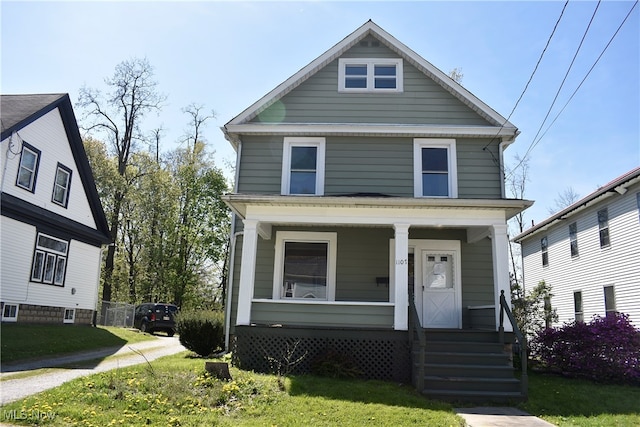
[97,301,135,328]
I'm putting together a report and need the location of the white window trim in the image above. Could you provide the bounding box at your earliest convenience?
[338,58,403,93]
[63,308,76,324]
[413,138,458,198]
[2,303,19,322]
[281,137,326,196]
[272,231,337,301]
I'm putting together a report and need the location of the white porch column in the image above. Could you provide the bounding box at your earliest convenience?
[236,219,259,326]
[393,223,410,330]
[491,224,512,332]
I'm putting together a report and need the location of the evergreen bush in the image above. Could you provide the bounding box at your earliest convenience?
[530,312,640,384]
[175,310,225,357]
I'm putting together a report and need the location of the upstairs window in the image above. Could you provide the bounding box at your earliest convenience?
[413,139,457,198]
[569,222,579,257]
[574,291,583,322]
[31,233,69,287]
[636,193,640,222]
[597,208,610,248]
[52,163,72,208]
[338,58,403,92]
[541,236,549,267]
[16,142,41,192]
[281,137,325,195]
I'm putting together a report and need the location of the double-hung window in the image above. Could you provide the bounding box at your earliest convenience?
[31,233,69,286]
[52,163,72,207]
[541,236,549,267]
[597,208,610,248]
[338,58,403,92]
[569,222,579,257]
[281,137,325,195]
[273,231,337,301]
[16,142,41,192]
[604,285,616,317]
[573,291,583,322]
[413,139,457,198]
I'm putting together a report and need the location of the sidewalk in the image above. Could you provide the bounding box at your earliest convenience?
[455,407,556,427]
[0,336,186,404]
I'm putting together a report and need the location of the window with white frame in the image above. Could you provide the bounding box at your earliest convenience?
[338,58,403,92]
[573,291,583,322]
[273,231,337,301]
[541,236,549,267]
[31,233,69,286]
[604,285,616,317]
[52,163,72,207]
[281,137,325,195]
[413,139,457,198]
[2,304,19,322]
[63,308,75,324]
[597,208,610,248]
[16,142,41,192]
[569,222,579,257]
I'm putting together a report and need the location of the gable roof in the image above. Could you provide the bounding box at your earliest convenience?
[225,20,517,142]
[513,166,640,243]
[1,93,111,244]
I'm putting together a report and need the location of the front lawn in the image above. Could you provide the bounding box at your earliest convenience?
[1,324,154,364]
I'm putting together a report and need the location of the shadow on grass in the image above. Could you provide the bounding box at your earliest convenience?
[287,374,453,411]
[1,324,129,371]
[521,371,640,418]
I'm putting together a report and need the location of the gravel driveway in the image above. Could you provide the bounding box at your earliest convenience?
[0,336,186,405]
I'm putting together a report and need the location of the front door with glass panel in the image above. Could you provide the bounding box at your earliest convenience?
[422,251,460,328]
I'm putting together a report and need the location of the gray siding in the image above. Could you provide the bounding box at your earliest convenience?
[251,302,394,328]
[238,135,502,199]
[253,36,490,126]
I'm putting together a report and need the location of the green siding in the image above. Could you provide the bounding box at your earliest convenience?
[251,302,394,328]
[461,237,496,329]
[252,36,490,126]
[238,135,502,199]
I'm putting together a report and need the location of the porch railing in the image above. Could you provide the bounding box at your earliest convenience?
[498,290,528,398]
[408,291,425,391]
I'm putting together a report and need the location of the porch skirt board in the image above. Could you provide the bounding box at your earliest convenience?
[232,325,411,383]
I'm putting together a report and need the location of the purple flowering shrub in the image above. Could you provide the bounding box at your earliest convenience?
[530,312,640,384]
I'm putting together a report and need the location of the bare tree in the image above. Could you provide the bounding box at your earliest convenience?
[78,57,165,311]
[547,187,580,215]
[448,67,464,84]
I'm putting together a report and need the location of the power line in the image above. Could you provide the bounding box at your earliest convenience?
[521,0,602,163]
[536,0,639,146]
[483,0,570,152]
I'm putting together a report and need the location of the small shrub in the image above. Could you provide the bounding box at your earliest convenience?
[175,310,224,357]
[311,350,363,379]
[531,312,640,384]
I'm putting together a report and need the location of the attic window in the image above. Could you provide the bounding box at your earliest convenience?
[338,58,403,93]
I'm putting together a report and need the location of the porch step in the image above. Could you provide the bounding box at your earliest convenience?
[419,350,512,366]
[421,363,515,379]
[422,388,524,403]
[422,375,521,393]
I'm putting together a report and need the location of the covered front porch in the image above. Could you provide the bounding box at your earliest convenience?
[224,194,530,333]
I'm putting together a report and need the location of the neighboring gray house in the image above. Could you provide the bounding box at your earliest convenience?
[1,94,111,325]
[514,167,640,326]
[222,21,531,401]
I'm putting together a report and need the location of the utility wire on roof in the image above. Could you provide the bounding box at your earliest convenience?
[506,0,637,179]
[483,0,570,152]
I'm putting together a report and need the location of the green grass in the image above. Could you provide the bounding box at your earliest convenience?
[520,372,640,427]
[1,324,155,364]
[0,353,463,426]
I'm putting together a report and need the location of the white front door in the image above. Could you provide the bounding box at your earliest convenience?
[422,251,460,328]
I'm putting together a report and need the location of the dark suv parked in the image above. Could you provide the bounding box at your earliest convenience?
[134,303,178,336]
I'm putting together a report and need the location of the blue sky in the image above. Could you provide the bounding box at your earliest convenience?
[2,1,638,226]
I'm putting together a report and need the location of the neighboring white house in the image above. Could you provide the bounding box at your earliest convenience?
[1,94,111,324]
[514,167,640,326]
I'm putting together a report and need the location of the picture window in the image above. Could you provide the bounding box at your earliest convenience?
[31,233,69,286]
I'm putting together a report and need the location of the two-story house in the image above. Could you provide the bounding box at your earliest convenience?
[514,167,640,326]
[1,94,111,325]
[222,21,532,401]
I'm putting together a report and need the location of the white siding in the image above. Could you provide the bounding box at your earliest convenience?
[0,108,96,229]
[521,184,640,326]
[0,216,101,311]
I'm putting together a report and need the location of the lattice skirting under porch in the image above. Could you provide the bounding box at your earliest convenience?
[232,325,411,383]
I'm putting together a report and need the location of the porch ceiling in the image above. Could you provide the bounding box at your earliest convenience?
[223,194,532,223]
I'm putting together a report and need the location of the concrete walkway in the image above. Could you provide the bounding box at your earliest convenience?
[455,407,556,427]
[0,336,186,404]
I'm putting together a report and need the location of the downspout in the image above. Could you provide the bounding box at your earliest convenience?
[224,137,242,352]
